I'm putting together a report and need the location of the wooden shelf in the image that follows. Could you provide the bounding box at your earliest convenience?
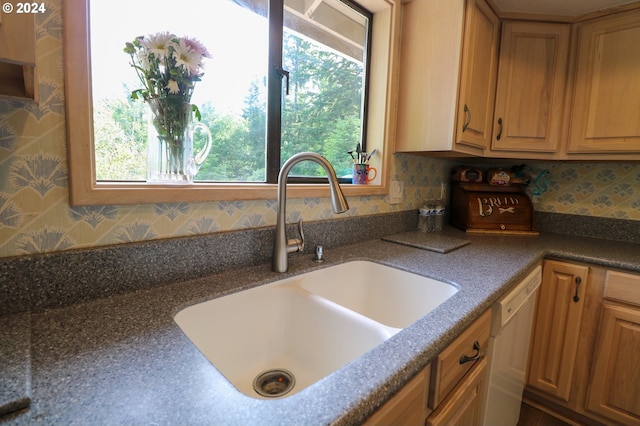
[0,11,37,101]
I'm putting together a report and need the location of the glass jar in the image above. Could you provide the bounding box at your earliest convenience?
[418,203,437,232]
[434,202,445,231]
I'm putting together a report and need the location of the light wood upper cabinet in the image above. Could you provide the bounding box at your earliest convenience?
[567,8,640,155]
[456,0,501,153]
[0,10,37,100]
[490,22,570,156]
[395,0,499,156]
[396,3,640,160]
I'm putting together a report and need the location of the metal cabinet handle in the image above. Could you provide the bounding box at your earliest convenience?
[496,117,503,141]
[462,104,471,132]
[459,341,481,364]
[573,276,582,302]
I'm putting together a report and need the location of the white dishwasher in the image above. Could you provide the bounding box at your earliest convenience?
[482,265,542,426]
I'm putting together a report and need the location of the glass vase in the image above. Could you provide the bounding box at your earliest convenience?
[146,96,212,183]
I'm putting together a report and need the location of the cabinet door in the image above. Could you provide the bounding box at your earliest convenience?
[586,304,640,425]
[528,260,588,401]
[491,22,570,154]
[364,365,431,426]
[0,10,36,64]
[426,357,488,426]
[455,0,500,152]
[395,0,466,153]
[567,8,640,153]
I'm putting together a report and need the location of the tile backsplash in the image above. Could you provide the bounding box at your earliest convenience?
[1,1,638,259]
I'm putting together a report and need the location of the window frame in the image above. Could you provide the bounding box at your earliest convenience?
[63,0,398,206]
[266,0,373,185]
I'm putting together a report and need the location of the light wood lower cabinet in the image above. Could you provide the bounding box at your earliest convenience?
[526,260,640,426]
[586,271,640,425]
[369,260,640,425]
[429,310,491,408]
[426,357,488,426]
[366,310,491,425]
[364,364,431,426]
[527,260,589,401]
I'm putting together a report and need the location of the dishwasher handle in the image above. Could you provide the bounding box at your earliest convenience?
[459,341,482,364]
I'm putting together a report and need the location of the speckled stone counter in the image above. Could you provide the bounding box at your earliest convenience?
[2,226,639,425]
[0,312,30,417]
[0,211,419,315]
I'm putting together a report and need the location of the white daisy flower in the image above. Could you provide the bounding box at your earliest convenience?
[125,32,209,104]
[142,31,174,57]
[166,79,180,94]
[172,39,200,74]
[136,50,150,71]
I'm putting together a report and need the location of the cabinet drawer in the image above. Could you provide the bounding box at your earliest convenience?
[429,310,491,408]
[605,270,640,307]
[426,357,488,426]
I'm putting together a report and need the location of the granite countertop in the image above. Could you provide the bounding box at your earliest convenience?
[2,228,639,425]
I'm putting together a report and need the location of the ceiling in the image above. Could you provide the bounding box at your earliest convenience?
[492,0,638,17]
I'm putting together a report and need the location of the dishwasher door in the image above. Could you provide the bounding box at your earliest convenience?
[482,265,541,426]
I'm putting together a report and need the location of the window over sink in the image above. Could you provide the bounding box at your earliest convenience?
[64,0,397,205]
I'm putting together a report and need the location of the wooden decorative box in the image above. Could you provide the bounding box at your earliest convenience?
[450,182,538,235]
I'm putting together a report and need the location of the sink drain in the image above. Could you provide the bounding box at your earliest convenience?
[253,369,295,398]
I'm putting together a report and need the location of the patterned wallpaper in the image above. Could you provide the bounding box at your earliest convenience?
[527,162,640,219]
[1,2,639,259]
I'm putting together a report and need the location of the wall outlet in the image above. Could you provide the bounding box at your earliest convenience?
[389,181,404,204]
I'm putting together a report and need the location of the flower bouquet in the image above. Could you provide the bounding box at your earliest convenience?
[124,32,212,183]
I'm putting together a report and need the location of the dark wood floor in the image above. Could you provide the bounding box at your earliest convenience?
[518,403,572,426]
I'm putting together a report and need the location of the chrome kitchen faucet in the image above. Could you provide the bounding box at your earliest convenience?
[272,152,349,273]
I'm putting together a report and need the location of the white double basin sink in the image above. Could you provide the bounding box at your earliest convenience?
[174,260,458,399]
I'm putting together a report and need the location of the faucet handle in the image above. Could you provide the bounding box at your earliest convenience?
[286,219,305,254]
[297,219,305,253]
